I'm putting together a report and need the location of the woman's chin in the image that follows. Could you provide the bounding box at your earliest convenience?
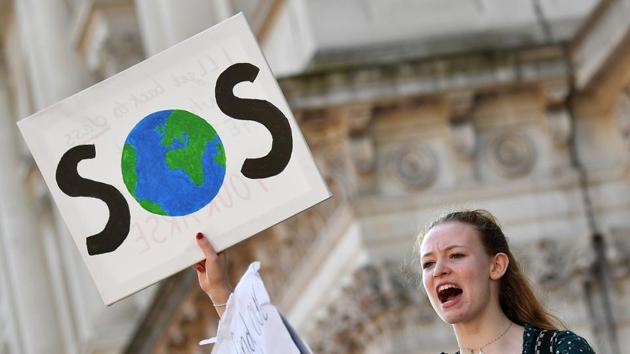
[439,301,469,324]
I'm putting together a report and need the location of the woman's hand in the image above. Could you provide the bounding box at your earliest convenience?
[194,232,232,317]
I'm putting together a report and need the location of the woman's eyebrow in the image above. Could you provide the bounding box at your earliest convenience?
[421,244,467,259]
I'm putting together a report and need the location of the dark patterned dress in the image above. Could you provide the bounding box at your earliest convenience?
[441,323,596,354]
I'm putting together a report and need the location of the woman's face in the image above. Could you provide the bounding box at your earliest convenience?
[420,222,495,324]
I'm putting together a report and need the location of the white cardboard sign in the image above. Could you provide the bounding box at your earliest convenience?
[17,14,330,305]
[202,262,312,354]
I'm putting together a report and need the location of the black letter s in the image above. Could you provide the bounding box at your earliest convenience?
[215,63,293,179]
[55,145,130,255]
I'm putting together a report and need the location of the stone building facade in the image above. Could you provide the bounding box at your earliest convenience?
[1,1,630,354]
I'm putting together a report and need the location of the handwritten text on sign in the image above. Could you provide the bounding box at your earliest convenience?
[206,262,302,354]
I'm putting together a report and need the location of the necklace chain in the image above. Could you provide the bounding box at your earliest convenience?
[459,321,512,354]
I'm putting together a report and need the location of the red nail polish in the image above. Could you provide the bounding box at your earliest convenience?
[196,232,203,240]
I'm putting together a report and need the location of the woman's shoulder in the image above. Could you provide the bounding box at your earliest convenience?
[553,329,595,353]
[524,324,595,354]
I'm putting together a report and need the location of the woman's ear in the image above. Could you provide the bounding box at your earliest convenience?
[489,253,509,280]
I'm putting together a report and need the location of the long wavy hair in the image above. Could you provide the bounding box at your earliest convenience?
[418,209,563,330]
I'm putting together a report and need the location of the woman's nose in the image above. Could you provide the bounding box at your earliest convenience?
[433,259,449,277]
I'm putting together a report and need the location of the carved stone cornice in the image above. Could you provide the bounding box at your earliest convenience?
[306,261,436,354]
[389,143,439,190]
[541,81,572,147]
[546,106,572,147]
[615,88,630,150]
[514,231,630,303]
[280,45,568,110]
[515,239,593,303]
[252,196,340,300]
[446,91,474,122]
[449,121,477,159]
[298,106,363,199]
[606,228,630,286]
[245,105,365,303]
[541,81,570,107]
[333,103,376,177]
[443,91,477,160]
[488,131,537,178]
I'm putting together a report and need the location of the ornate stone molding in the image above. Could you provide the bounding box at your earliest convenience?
[515,231,630,302]
[446,91,477,159]
[390,143,439,190]
[489,131,536,178]
[349,136,376,175]
[546,106,572,147]
[447,91,475,122]
[450,121,477,159]
[542,81,570,106]
[253,197,339,298]
[515,239,592,302]
[615,88,630,149]
[280,45,569,110]
[248,105,363,300]
[542,82,572,147]
[343,104,376,175]
[297,108,355,197]
[307,261,436,354]
[607,228,630,286]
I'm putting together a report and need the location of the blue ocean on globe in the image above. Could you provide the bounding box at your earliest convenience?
[121,109,226,216]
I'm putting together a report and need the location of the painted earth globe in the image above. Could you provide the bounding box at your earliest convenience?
[121,109,226,216]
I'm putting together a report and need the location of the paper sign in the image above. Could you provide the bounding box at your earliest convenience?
[202,262,312,354]
[17,13,330,305]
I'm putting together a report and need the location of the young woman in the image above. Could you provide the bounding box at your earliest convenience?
[420,210,594,354]
[193,209,595,354]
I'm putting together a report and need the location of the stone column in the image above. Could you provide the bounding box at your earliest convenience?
[12,1,137,352]
[135,0,231,56]
[0,60,66,354]
[15,0,91,108]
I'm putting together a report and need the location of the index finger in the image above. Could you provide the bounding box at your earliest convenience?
[195,232,218,259]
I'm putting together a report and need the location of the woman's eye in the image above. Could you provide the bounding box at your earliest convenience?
[422,261,434,269]
[450,253,464,259]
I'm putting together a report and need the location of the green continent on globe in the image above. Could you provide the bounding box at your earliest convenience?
[121,143,138,193]
[161,110,218,186]
[215,142,226,168]
[139,199,167,215]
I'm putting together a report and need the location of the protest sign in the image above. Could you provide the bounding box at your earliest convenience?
[17,13,330,305]
[201,262,312,354]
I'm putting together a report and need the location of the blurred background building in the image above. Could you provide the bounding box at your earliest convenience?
[1,0,630,353]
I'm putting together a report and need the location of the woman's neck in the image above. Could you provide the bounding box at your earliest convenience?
[452,306,518,353]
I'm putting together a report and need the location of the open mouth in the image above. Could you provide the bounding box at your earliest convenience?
[437,284,463,304]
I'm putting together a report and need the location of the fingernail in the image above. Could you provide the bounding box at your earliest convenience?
[196,232,203,240]
[195,264,205,272]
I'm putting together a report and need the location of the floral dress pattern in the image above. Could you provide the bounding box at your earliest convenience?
[440,323,595,354]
